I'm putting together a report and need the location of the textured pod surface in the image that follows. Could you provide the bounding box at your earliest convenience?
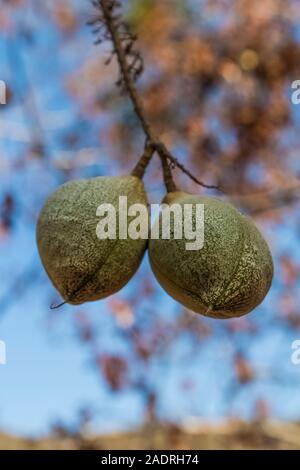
[37,176,148,305]
[149,192,273,319]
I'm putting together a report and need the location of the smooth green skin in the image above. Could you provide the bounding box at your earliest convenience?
[149,192,274,319]
[37,176,148,305]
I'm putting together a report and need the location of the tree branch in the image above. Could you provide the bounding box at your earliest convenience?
[99,0,153,140]
[92,0,218,191]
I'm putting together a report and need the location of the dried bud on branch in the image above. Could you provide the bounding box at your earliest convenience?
[88,0,144,87]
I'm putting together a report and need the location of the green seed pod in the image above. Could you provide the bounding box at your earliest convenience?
[37,175,148,305]
[149,191,273,319]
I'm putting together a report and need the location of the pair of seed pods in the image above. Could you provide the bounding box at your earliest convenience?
[36,175,273,319]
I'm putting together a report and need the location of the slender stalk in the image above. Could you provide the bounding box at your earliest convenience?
[131,143,155,178]
[160,152,178,193]
[154,142,220,190]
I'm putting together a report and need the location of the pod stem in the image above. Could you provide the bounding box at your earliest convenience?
[131,139,177,192]
[131,142,155,179]
[159,152,178,193]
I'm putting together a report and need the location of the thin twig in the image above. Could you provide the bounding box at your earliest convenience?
[154,142,221,191]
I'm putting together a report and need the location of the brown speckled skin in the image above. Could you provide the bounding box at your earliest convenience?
[37,176,148,305]
[149,192,274,319]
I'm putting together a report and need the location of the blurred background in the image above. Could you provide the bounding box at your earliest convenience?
[0,0,300,449]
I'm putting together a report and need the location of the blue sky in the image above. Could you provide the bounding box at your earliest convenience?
[0,0,300,437]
